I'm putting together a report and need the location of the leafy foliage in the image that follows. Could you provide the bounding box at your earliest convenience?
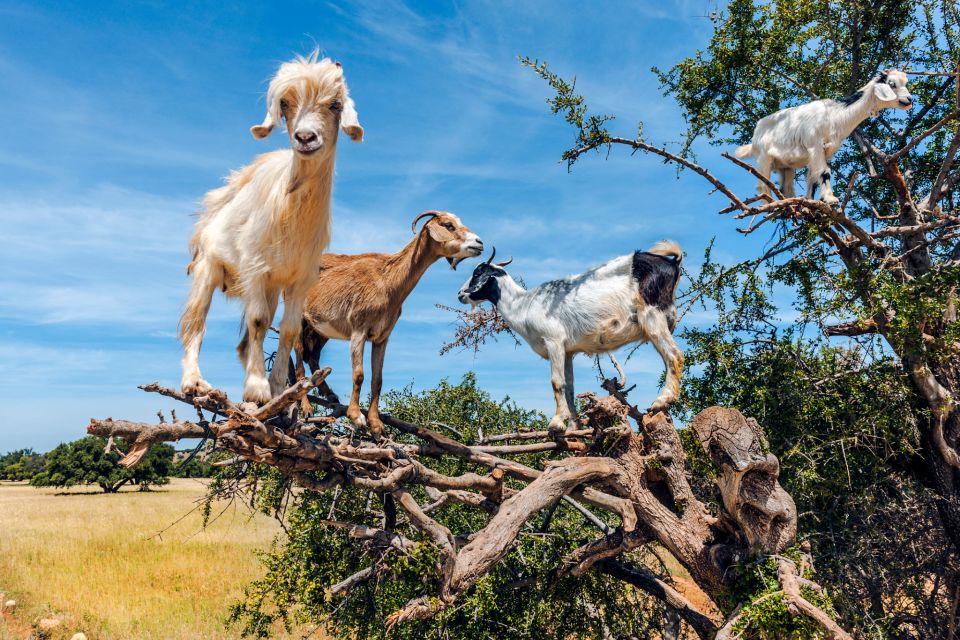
[30,436,174,493]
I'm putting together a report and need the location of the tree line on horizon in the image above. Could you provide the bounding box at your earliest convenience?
[0,438,217,492]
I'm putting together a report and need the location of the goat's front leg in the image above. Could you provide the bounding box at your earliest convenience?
[546,342,574,435]
[806,147,838,205]
[346,331,367,429]
[180,259,218,395]
[366,339,388,437]
[268,289,305,398]
[644,311,684,413]
[241,286,274,404]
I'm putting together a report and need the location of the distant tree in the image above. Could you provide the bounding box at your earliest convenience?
[0,448,46,481]
[30,436,174,493]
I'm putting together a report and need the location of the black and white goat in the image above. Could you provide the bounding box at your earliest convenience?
[458,242,684,431]
[735,70,912,204]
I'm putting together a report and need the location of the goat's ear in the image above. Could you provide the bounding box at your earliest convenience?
[340,91,364,142]
[425,221,448,243]
[250,104,278,140]
[873,81,897,102]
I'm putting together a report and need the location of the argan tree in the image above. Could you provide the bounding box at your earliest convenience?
[513,0,959,635]
[86,0,960,637]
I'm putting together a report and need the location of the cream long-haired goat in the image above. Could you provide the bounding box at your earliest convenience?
[180,52,363,403]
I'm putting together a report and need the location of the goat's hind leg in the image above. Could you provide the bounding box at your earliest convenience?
[779,167,797,198]
[296,327,335,414]
[563,353,578,429]
[806,147,839,205]
[645,313,684,413]
[755,154,775,202]
[346,331,367,429]
[180,258,219,395]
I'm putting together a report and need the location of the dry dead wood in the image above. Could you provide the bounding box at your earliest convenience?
[87,370,848,639]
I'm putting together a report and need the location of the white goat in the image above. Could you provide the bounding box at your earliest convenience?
[180,51,363,403]
[458,243,684,432]
[735,70,912,204]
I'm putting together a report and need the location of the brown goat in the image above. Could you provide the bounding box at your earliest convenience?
[296,211,483,434]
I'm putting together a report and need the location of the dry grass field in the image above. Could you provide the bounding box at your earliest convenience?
[0,479,297,640]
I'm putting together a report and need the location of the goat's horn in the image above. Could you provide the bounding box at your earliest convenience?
[411,211,439,233]
[485,246,497,265]
[496,257,513,267]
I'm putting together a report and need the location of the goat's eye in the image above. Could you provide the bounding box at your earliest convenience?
[279,99,289,112]
[330,100,343,112]
[888,80,896,87]
[443,222,455,230]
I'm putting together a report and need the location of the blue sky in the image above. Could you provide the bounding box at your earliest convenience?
[0,0,771,451]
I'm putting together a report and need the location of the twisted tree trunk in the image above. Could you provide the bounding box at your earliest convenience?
[87,369,849,638]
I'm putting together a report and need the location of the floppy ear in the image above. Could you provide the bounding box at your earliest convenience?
[426,221,448,243]
[250,99,279,140]
[873,81,897,102]
[339,85,364,142]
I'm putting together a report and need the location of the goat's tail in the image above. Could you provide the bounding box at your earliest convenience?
[734,143,753,158]
[646,240,683,265]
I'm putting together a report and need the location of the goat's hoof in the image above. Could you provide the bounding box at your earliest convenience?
[368,416,384,437]
[822,195,840,206]
[243,378,272,404]
[347,412,367,429]
[299,397,313,416]
[646,399,673,414]
[181,377,213,396]
[547,415,570,436]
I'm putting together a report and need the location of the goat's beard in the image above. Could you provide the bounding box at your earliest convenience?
[447,256,466,270]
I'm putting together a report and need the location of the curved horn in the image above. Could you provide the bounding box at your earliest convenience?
[485,246,497,265]
[411,211,440,233]
[496,257,513,267]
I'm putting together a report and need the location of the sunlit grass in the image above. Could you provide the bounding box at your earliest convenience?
[0,479,296,640]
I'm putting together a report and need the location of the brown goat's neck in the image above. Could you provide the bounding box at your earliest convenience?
[384,231,440,301]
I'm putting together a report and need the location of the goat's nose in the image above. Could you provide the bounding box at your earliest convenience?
[295,130,317,144]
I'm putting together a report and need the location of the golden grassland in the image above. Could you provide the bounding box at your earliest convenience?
[0,479,298,640]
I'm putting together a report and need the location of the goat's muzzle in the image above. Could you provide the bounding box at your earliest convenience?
[447,239,484,270]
